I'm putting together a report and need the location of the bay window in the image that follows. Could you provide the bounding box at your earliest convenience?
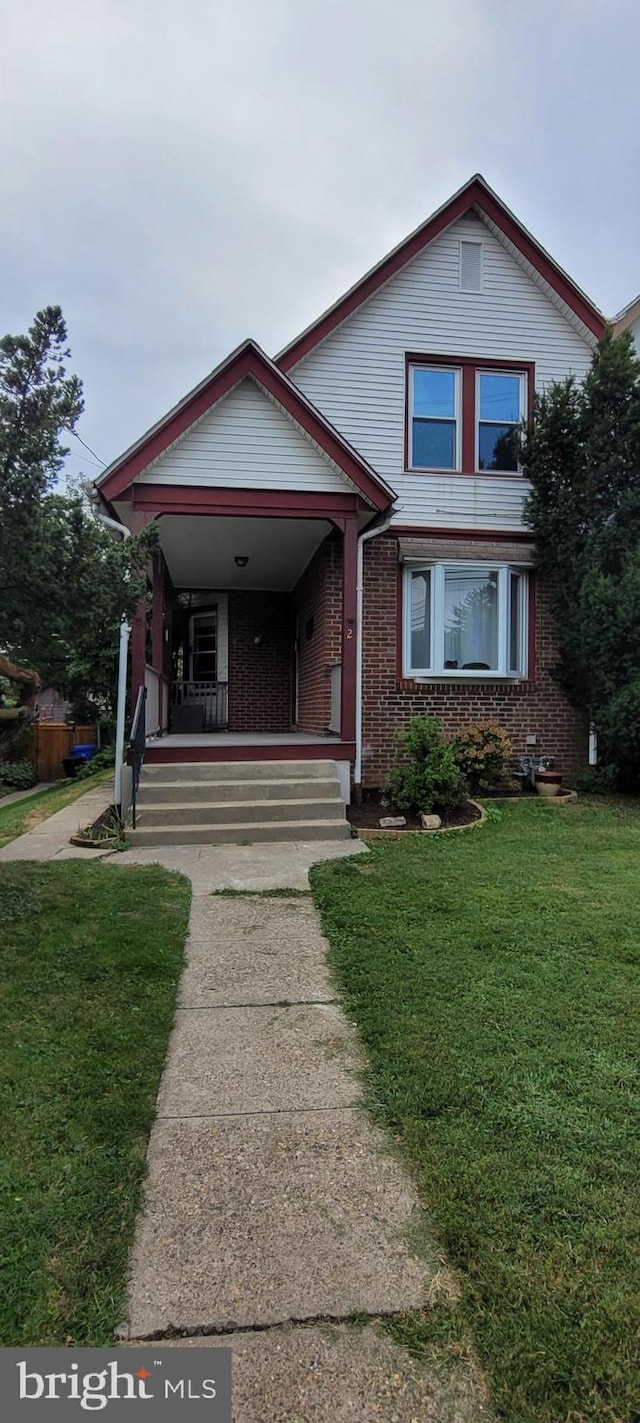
[405,562,528,677]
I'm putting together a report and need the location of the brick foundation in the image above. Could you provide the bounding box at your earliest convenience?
[360,534,587,787]
[293,532,343,733]
[227,591,294,732]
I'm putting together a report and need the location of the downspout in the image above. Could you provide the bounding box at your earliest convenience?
[354,509,395,793]
[92,505,132,812]
[96,511,132,541]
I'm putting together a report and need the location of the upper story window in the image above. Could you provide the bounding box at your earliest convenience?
[407,357,533,474]
[404,562,528,678]
[477,371,525,471]
[410,366,459,470]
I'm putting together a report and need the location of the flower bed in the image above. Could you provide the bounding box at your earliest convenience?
[348,793,484,836]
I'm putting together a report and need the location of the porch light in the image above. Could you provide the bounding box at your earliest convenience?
[234,555,249,568]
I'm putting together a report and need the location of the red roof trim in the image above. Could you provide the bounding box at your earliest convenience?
[131,485,362,518]
[277,176,605,371]
[97,340,393,511]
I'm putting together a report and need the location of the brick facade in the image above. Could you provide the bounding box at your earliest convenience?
[293,532,343,733]
[359,534,587,787]
[227,591,294,733]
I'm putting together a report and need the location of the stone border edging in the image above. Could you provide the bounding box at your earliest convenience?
[488,789,578,805]
[356,799,487,840]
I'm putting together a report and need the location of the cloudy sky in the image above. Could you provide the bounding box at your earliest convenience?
[1,0,638,481]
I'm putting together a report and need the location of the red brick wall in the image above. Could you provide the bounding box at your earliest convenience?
[360,534,587,787]
[227,591,293,733]
[293,532,342,733]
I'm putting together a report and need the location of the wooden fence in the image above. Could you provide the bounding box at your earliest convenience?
[25,723,97,782]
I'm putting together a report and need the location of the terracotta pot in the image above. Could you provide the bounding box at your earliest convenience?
[534,769,563,798]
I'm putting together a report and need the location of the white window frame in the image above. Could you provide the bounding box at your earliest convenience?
[475,369,527,474]
[409,364,461,472]
[403,561,529,679]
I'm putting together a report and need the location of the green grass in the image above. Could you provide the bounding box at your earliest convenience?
[310,798,640,1423]
[0,776,110,850]
[0,861,190,1345]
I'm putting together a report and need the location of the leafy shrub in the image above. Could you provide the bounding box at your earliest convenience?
[98,718,116,747]
[0,759,38,792]
[574,763,620,795]
[451,720,514,792]
[76,748,116,781]
[386,716,468,814]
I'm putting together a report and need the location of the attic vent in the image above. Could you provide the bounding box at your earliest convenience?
[460,240,483,292]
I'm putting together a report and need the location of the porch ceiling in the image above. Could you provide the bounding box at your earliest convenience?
[158,514,332,590]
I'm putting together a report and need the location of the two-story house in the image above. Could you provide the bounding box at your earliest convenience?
[96,175,609,842]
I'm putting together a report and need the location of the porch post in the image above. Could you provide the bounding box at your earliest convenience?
[131,600,147,707]
[129,509,154,711]
[340,515,358,743]
[151,553,165,671]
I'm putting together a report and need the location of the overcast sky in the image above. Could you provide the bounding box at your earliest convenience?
[1,0,638,482]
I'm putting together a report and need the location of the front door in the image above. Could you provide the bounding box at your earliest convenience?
[189,611,217,682]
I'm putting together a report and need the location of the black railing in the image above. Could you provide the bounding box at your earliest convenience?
[170,681,228,733]
[129,685,146,829]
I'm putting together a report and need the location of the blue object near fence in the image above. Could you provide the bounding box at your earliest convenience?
[69,743,97,762]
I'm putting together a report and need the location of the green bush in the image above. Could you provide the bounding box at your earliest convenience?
[452,720,514,792]
[386,716,469,814]
[574,763,620,795]
[0,759,38,792]
[76,748,116,781]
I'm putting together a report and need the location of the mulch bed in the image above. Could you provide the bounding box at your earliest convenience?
[347,793,481,832]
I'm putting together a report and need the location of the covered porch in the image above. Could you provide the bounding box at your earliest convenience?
[95,339,394,780]
[136,495,360,761]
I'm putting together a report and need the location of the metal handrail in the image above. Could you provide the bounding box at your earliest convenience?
[128,685,146,829]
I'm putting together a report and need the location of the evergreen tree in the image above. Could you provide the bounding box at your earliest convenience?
[0,308,155,719]
[523,329,640,783]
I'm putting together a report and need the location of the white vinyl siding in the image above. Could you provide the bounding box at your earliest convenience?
[136,376,354,495]
[290,214,595,531]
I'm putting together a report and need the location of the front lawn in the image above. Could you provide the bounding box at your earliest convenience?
[311,799,640,1423]
[0,861,190,1345]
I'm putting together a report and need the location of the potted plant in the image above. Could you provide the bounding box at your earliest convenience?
[534,760,563,797]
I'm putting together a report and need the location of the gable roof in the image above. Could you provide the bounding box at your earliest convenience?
[277,174,606,371]
[612,293,640,336]
[96,339,394,511]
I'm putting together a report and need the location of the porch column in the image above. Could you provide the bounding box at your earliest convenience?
[151,553,165,671]
[340,515,358,743]
[129,509,154,712]
[131,599,147,708]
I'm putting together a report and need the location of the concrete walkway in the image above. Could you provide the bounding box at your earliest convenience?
[116,840,490,1421]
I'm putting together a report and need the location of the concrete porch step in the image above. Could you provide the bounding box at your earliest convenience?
[140,759,337,783]
[137,798,344,827]
[140,777,342,805]
[126,819,352,847]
